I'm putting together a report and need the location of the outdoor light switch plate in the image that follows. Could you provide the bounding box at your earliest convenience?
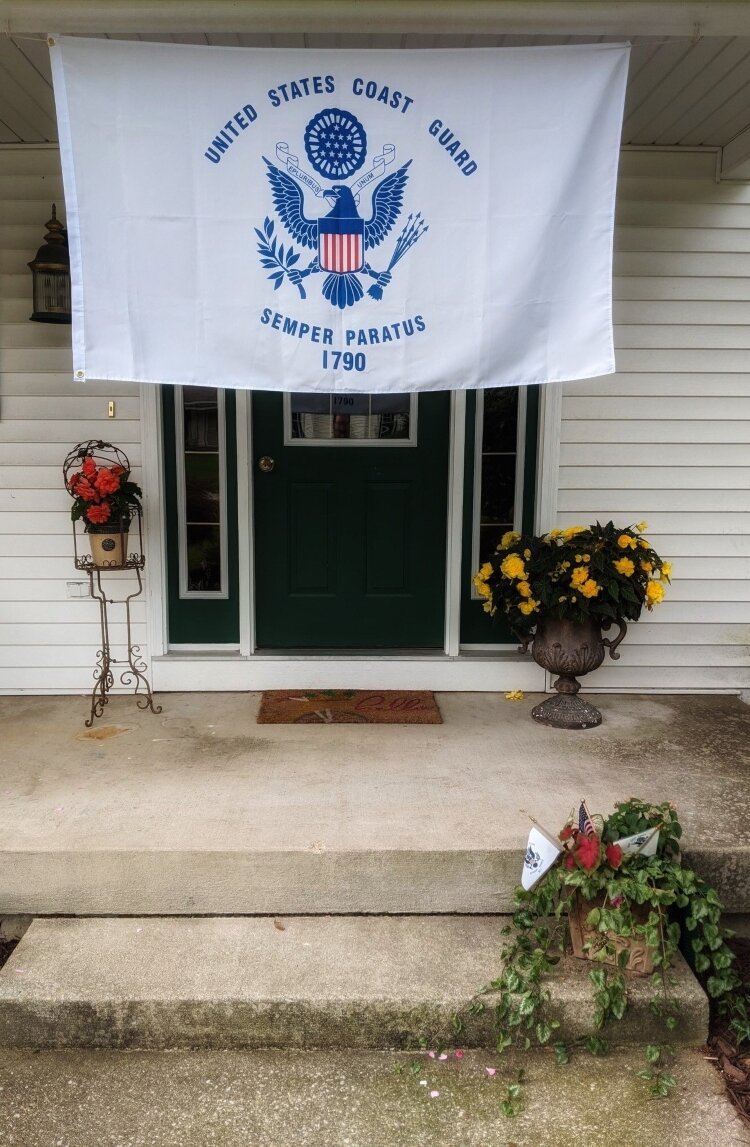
[108,401,115,418]
[66,580,88,599]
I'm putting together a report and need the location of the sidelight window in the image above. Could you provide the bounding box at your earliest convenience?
[471,387,526,595]
[175,386,228,597]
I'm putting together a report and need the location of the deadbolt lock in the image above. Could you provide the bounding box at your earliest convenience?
[258,456,275,473]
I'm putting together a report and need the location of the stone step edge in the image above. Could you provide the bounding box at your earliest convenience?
[0,916,708,1050]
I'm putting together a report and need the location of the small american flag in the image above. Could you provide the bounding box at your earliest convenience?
[578,800,596,838]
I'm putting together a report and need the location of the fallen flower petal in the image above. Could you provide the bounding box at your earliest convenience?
[454,1049,464,1059]
[485,1067,496,1077]
[438,1053,448,1061]
[430,1090,440,1098]
[427,1051,436,1059]
[505,690,525,701]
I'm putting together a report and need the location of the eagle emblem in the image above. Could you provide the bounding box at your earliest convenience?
[255,108,428,310]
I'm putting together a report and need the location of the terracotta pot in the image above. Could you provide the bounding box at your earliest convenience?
[88,526,129,568]
[521,615,627,729]
[568,892,655,976]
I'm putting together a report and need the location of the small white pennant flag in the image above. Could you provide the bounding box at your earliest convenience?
[613,827,660,857]
[521,824,564,891]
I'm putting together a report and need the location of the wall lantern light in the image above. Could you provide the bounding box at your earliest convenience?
[28,204,71,324]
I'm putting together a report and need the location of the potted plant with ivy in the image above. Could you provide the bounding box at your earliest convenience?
[64,441,142,568]
[473,521,671,728]
[481,798,750,1101]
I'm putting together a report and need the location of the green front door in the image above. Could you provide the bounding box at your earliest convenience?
[252,391,450,648]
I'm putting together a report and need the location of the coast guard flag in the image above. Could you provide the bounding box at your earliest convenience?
[50,38,629,393]
[614,827,660,857]
[521,823,563,891]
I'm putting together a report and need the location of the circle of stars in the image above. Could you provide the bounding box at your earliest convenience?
[304,109,367,180]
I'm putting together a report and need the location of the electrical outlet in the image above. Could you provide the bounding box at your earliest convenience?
[108,400,116,417]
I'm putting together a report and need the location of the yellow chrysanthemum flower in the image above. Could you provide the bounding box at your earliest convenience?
[500,553,526,580]
[517,581,533,599]
[482,600,496,615]
[636,520,649,532]
[661,561,672,581]
[580,579,601,598]
[523,548,531,559]
[562,525,588,538]
[545,528,564,541]
[558,595,567,603]
[518,598,540,615]
[614,557,635,577]
[570,565,589,587]
[638,539,652,550]
[582,553,591,562]
[473,579,492,599]
[617,534,637,550]
[475,562,493,581]
[498,531,521,550]
[640,560,653,573]
[646,580,665,607]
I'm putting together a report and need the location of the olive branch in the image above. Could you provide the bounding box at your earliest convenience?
[255,217,306,299]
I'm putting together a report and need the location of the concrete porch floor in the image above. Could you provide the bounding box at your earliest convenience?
[1,692,749,915]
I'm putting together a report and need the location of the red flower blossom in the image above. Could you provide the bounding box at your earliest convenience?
[81,456,97,478]
[111,465,125,476]
[575,834,601,871]
[86,503,111,525]
[605,843,623,870]
[559,825,575,842]
[94,467,121,495]
[74,477,99,503]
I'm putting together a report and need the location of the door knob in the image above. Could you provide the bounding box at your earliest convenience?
[258,456,275,473]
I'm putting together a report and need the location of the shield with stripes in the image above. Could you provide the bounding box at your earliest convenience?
[318,217,365,273]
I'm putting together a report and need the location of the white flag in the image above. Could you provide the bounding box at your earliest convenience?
[614,828,660,857]
[521,824,563,891]
[50,37,629,392]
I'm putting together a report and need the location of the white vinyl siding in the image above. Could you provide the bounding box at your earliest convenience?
[558,150,750,692]
[0,145,146,693]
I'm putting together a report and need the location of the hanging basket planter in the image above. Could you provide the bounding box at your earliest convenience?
[62,440,144,570]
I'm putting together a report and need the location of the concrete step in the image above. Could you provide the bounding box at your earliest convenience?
[0,916,708,1050]
[2,693,749,918]
[1,1047,746,1147]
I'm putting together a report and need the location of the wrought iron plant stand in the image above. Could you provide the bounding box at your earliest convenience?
[64,440,161,727]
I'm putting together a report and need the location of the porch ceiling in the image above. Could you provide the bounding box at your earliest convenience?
[1,31,750,155]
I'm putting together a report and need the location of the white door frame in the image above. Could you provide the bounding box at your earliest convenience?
[141,383,557,690]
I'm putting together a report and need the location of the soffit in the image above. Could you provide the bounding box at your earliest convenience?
[0,32,749,150]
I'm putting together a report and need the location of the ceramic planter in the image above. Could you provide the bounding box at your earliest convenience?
[568,892,655,976]
[88,524,129,567]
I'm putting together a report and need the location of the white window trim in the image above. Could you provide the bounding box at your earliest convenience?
[175,386,229,600]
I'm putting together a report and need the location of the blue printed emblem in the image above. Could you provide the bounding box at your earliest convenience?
[304,108,367,180]
[255,107,428,310]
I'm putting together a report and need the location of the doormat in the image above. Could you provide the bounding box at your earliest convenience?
[257,690,442,724]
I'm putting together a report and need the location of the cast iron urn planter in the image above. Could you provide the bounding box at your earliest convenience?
[520,616,627,729]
